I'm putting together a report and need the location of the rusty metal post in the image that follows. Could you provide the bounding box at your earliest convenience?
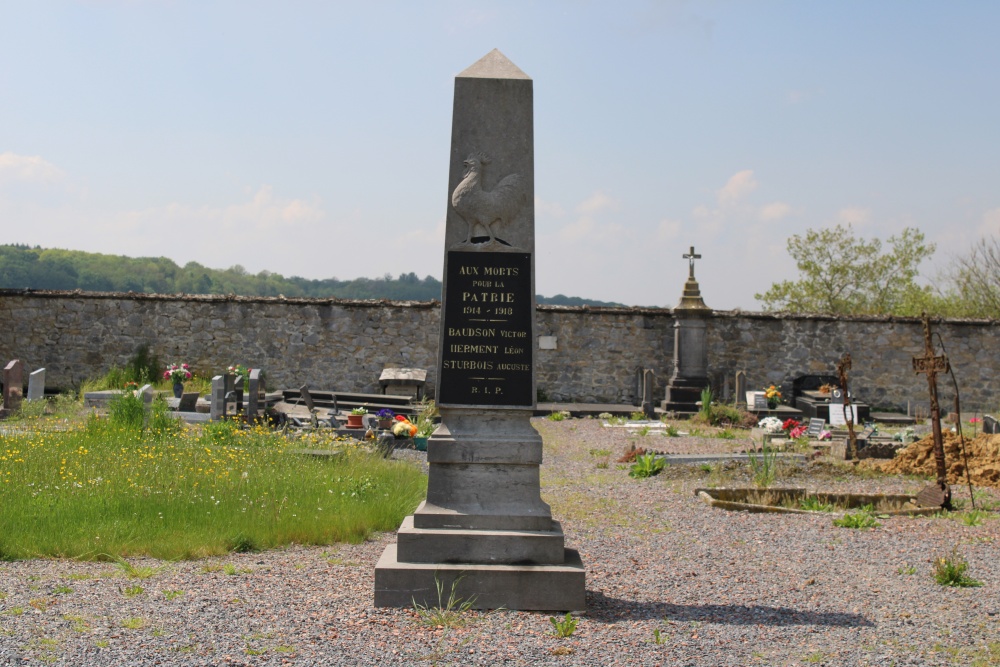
[912,314,952,508]
[836,354,858,461]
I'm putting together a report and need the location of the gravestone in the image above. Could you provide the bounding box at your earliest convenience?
[642,369,655,419]
[805,418,826,438]
[828,403,858,426]
[661,247,712,414]
[983,415,1000,434]
[735,371,747,408]
[210,373,236,421]
[375,50,585,612]
[27,368,45,401]
[177,392,199,412]
[137,384,154,425]
[2,360,24,415]
[634,366,644,407]
[246,369,263,421]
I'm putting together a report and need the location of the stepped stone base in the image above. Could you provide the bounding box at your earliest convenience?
[661,375,710,414]
[374,544,586,611]
[397,515,565,564]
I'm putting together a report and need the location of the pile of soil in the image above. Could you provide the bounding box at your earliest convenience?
[871,431,1000,488]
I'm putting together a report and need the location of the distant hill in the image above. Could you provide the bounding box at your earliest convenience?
[0,245,625,306]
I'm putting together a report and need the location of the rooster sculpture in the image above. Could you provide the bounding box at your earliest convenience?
[451,152,528,246]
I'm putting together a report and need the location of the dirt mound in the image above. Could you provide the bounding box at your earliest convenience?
[872,431,1000,488]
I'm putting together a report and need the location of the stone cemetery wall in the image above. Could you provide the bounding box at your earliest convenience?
[706,312,1000,413]
[1,290,998,411]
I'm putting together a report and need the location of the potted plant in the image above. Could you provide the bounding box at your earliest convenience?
[164,363,192,398]
[347,406,367,429]
[413,418,436,452]
[764,385,782,410]
[376,408,395,430]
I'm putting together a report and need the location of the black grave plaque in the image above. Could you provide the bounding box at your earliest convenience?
[438,250,533,407]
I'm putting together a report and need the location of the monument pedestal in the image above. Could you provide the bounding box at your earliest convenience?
[374,408,586,610]
[374,544,586,611]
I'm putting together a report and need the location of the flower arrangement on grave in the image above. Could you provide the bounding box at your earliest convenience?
[783,418,806,439]
[227,364,249,383]
[818,384,836,395]
[764,385,782,408]
[350,406,368,416]
[391,414,418,438]
[164,363,192,384]
[758,416,784,434]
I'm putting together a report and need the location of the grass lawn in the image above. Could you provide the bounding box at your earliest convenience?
[0,396,426,560]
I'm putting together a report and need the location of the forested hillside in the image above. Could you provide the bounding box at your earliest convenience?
[0,245,624,306]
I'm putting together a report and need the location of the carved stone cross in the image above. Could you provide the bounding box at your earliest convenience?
[683,246,701,279]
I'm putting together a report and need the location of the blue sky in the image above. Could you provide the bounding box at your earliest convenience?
[1,1,998,309]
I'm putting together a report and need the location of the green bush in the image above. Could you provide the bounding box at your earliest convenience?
[933,551,982,587]
[629,453,666,479]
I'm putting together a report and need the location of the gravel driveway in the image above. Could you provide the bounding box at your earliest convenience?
[1,418,998,666]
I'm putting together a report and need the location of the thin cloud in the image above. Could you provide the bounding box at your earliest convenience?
[0,152,65,183]
[717,170,757,206]
[758,201,791,221]
[837,207,871,227]
[534,195,565,218]
[978,207,1000,236]
[575,191,614,214]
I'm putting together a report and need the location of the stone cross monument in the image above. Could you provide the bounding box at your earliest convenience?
[661,246,713,414]
[374,49,586,611]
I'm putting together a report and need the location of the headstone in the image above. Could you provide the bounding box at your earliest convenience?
[722,375,731,402]
[735,371,747,407]
[752,393,768,410]
[137,383,154,425]
[2,360,24,414]
[299,384,316,413]
[210,374,235,420]
[828,403,858,426]
[246,369,262,421]
[805,418,826,438]
[177,392,199,412]
[634,366,644,407]
[983,415,1000,434]
[661,247,712,414]
[642,369,655,419]
[137,384,154,408]
[375,50,585,612]
[27,368,45,401]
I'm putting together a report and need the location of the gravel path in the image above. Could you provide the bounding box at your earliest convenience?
[1,418,998,666]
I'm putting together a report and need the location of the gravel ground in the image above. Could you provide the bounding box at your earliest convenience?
[1,418,999,666]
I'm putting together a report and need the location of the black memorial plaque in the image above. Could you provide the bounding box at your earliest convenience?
[438,250,533,407]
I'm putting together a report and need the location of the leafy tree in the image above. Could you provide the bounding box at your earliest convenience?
[755,225,936,315]
[938,236,1000,318]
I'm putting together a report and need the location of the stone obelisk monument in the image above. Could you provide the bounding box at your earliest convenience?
[374,49,586,611]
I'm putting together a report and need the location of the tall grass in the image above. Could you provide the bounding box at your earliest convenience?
[0,402,426,560]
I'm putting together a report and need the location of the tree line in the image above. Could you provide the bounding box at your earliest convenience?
[754,225,1000,318]
[0,245,623,306]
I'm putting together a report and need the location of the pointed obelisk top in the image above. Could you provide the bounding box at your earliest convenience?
[458,48,531,80]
